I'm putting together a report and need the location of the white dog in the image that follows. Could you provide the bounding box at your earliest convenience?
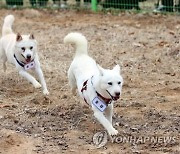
[0,15,49,95]
[64,32,123,136]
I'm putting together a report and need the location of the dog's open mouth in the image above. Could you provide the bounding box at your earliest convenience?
[112,96,120,101]
[106,90,120,101]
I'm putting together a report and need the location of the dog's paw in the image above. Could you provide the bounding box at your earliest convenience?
[108,128,118,136]
[43,89,49,95]
[34,82,42,89]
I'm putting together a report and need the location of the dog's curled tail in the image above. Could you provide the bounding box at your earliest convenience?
[64,32,88,56]
[2,15,15,36]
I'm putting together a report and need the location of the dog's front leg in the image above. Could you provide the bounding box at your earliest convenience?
[104,103,113,124]
[35,66,49,95]
[19,70,41,88]
[92,106,118,136]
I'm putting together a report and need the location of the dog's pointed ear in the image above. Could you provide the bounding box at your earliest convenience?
[29,34,35,40]
[113,65,120,74]
[97,64,105,76]
[16,33,22,42]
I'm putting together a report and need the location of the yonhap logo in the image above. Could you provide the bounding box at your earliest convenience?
[93,131,177,147]
[92,131,108,148]
[111,135,176,145]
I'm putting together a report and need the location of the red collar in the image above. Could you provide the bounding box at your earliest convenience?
[96,91,112,105]
[81,79,88,93]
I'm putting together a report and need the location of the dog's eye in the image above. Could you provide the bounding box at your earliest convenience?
[21,47,25,51]
[30,46,33,50]
[108,82,113,86]
[118,81,121,85]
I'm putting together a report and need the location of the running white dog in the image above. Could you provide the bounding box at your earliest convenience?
[64,32,123,136]
[0,15,49,95]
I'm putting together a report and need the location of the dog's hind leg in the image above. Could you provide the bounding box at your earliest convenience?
[0,43,7,72]
[3,57,7,72]
[68,68,76,95]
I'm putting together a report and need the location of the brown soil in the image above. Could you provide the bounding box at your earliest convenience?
[0,9,179,154]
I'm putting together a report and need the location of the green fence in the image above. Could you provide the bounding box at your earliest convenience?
[0,0,180,13]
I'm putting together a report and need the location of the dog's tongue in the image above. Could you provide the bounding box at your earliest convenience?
[26,59,31,63]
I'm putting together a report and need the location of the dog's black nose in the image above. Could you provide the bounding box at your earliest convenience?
[115,92,120,96]
[27,54,31,59]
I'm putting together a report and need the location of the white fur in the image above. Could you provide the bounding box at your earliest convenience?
[0,15,49,95]
[64,32,123,136]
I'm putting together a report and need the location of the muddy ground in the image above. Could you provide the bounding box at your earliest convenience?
[0,9,179,154]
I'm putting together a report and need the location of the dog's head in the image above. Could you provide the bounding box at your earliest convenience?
[98,65,123,101]
[15,33,37,63]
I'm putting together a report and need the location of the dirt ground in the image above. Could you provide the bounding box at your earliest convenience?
[0,9,179,154]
